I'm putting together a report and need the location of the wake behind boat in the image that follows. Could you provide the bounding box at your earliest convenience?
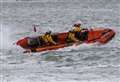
[16,27,115,53]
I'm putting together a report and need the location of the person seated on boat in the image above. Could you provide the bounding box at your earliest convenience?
[67,30,79,43]
[72,20,88,40]
[73,21,82,32]
[41,31,57,45]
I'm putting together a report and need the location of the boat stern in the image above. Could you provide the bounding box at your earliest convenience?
[98,29,116,43]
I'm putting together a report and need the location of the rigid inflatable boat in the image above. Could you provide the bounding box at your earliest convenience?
[16,28,115,52]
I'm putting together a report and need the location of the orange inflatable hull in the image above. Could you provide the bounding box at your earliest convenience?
[16,28,115,52]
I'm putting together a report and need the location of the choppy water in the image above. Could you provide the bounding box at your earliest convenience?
[1,0,120,82]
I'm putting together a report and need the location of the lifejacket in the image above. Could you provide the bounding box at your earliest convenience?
[41,34,56,44]
[67,32,79,42]
[73,26,82,32]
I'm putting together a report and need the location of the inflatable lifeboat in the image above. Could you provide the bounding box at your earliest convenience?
[16,28,115,53]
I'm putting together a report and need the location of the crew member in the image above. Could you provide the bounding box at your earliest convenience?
[41,31,57,45]
[67,30,79,42]
[73,21,82,32]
